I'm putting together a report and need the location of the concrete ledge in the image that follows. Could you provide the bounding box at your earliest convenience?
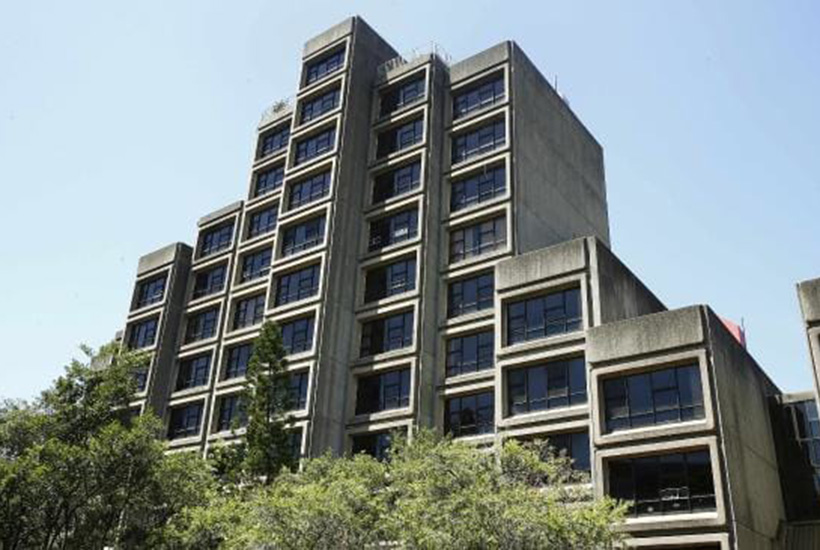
[798,278,820,323]
[496,237,587,291]
[450,41,511,84]
[197,201,243,227]
[587,305,705,364]
[303,17,355,58]
[137,243,189,275]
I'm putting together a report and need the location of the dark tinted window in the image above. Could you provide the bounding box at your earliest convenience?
[300,87,340,123]
[289,371,309,410]
[128,317,158,349]
[506,287,582,345]
[305,49,345,85]
[167,402,203,440]
[355,367,411,415]
[351,431,392,461]
[175,354,211,391]
[295,128,336,165]
[453,76,505,119]
[253,164,285,197]
[134,274,166,309]
[240,248,272,283]
[603,364,704,433]
[247,206,278,238]
[446,331,494,377]
[364,257,416,302]
[372,161,421,204]
[199,222,234,258]
[288,171,331,210]
[258,125,290,158]
[289,428,303,459]
[360,311,414,357]
[281,216,326,257]
[281,316,315,355]
[507,357,587,415]
[216,394,247,432]
[134,368,148,392]
[449,216,506,262]
[377,119,423,158]
[224,343,252,380]
[193,264,227,299]
[368,210,418,251]
[185,308,218,343]
[233,294,265,330]
[451,165,506,212]
[448,272,494,318]
[452,120,506,164]
[445,391,494,438]
[545,431,590,472]
[380,76,426,116]
[275,264,321,306]
[608,450,716,517]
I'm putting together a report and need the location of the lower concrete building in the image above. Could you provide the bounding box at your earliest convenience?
[112,16,820,549]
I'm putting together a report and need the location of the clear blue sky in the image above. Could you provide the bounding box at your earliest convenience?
[1,1,819,400]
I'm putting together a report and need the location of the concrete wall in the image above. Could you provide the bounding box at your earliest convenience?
[705,307,786,549]
[797,278,820,412]
[510,44,610,253]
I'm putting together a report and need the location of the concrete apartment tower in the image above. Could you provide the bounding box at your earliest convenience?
[119,17,820,549]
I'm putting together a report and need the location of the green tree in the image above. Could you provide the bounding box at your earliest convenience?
[0,343,214,550]
[238,320,296,482]
[175,430,626,550]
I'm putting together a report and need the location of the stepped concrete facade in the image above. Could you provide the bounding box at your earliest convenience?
[118,17,820,549]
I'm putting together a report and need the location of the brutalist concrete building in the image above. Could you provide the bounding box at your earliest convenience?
[118,17,820,549]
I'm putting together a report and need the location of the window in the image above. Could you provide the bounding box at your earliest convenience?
[275,264,321,306]
[453,75,505,119]
[223,343,252,380]
[506,287,582,345]
[603,364,705,433]
[360,311,414,357]
[288,171,331,210]
[258,125,290,159]
[368,209,418,251]
[253,164,285,197]
[300,87,340,123]
[216,395,247,432]
[507,357,587,415]
[289,371,309,410]
[352,431,393,461]
[380,76,426,116]
[445,391,494,438]
[233,294,266,330]
[305,48,345,85]
[608,450,716,517]
[451,165,506,212]
[448,272,494,318]
[134,274,166,309]
[289,428,303,459]
[372,161,421,204]
[239,248,272,283]
[545,431,590,472]
[449,216,506,262]
[199,222,234,258]
[281,316,315,355]
[784,399,820,508]
[355,367,411,415]
[247,206,278,239]
[192,264,227,299]
[376,119,423,158]
[294,128,336,165]
[452,120,506,164]
[127,317,158,349]
[175,354,211,391]
[167,402,203,440]
[281,216,326,257]
[446,331,494,377]
[185,308,218,343]
[364,257,416,302]
[134,368,148,392]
